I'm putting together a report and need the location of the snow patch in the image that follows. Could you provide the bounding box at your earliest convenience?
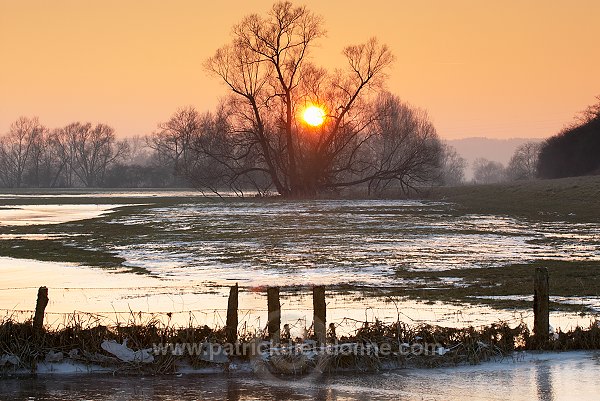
[101,339,154,363]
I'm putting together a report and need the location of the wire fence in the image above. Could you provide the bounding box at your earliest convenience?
[0,283,559,338]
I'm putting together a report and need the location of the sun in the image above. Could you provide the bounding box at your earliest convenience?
[302,105,326,127]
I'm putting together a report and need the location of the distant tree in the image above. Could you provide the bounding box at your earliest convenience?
[150,105,271,195]
[148,107,203,178]
[24,127,60,187]
[506,142,541,181]
[75,124,128,187]
[147,106,227,191]
[437,144,466,186]
[124,135,154,166]
[0,117,46,188]
[473,158,505,184]
[538,97,600,179]
[49,122,83,187]
[51,122,127,187]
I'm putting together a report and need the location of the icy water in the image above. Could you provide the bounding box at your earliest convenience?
[0,193,599,331]
[1,351,599,400]
[2,195,599,283]
[112,199,600,282]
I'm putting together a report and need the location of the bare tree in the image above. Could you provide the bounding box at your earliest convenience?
[124,135,154,166]
[49,122,86,187]
[438,143,467,186]
[74,124,127,187]
[506,142,541,181]
[25,128,60,187]
[50,122,127,187]
[204,1,401,197]
[147,107,204,177]
[473,158,505,184]
[0,118,165,188]
[149,105,263,195]
[0,117,46,187]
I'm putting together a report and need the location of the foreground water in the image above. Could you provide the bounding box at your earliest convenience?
[1,351,599,400]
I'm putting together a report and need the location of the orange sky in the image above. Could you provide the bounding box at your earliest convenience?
[1,0,599,140]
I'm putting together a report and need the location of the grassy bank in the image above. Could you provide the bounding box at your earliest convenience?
[430,175,600,222]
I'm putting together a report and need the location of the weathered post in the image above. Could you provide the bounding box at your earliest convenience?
[313,285,326,346]
[33,286,49,332]
[226,283,239,344]
[533,267,550,345]
[267,287,280,343]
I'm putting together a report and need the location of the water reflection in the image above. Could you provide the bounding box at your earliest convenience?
[0,204,119,226]
[535,362,555,401]
[1,352,599,401]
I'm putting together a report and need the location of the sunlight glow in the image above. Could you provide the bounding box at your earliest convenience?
[302,105,326,127]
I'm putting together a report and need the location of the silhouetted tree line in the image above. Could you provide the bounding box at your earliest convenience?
[467,97,600,184]
[537,96,600,179]
[0,117,183,188]
[0,110,457,192]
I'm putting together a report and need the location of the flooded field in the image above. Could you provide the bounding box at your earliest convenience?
[109,199,600,279]
[0,191,599,332]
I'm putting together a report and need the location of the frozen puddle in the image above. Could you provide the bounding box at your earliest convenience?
[0,204,121,226]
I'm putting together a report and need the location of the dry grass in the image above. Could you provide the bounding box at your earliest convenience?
[0,313,223,374]
[1,314,599,375]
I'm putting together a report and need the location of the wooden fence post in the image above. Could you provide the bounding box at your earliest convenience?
[33,286,49,332]
[533,267,549,344]
[267,287,280,343]
[313,286,326,346]
[226,283,238,344]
